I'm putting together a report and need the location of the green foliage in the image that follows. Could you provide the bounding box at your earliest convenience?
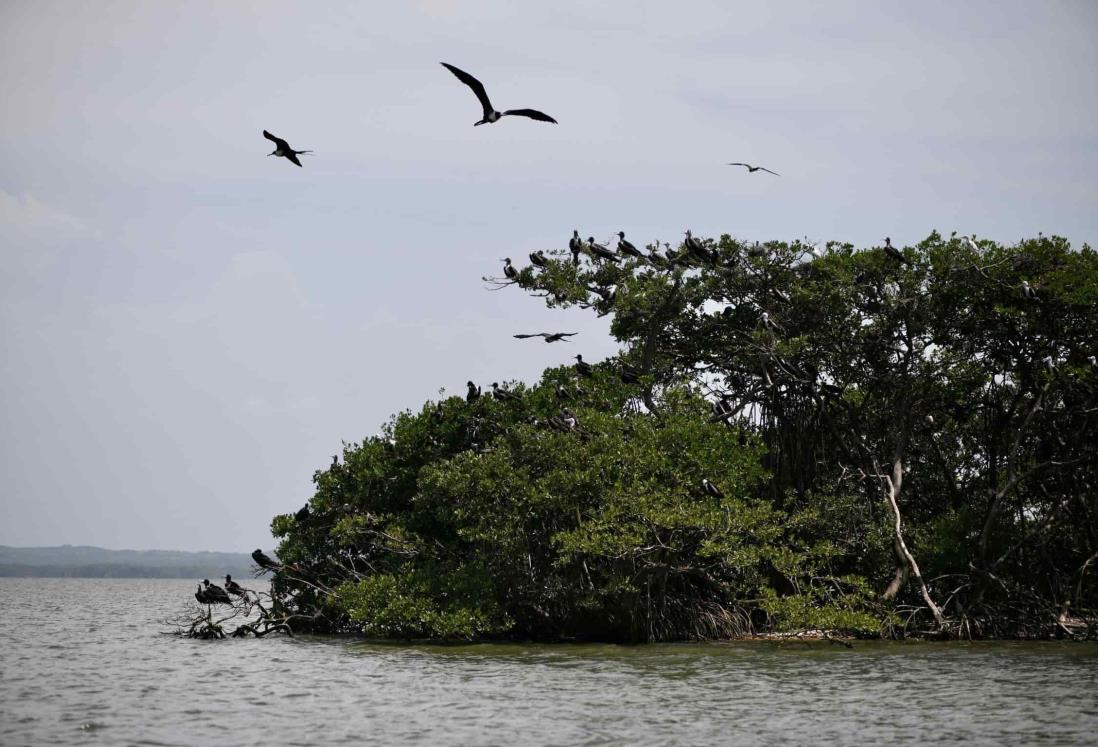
[269,233,1098,641]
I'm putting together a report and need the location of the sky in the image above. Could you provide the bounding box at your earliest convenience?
[1,0,1096,553]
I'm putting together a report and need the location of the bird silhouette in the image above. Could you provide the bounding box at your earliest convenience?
[529,250,548,268]
[883,237,910,265]
[617,232,644,260]
[201,579,233,605]
[466,381,482,403]
[252,548,278,570]
[574,354,594,377]
[263,130,312,167]
[224,575,247,599]
[513,332,578,342]
[440,63,557,126]
[502,258,518,280]
[727,162,779,176]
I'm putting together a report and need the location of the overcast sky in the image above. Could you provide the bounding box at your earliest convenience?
[1,1,1096,553]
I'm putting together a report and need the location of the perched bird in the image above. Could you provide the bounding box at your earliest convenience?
[295,504,311,523]
[1020,280,1037,300]
[466,381,482,403]
[761,311,782,332]
[684,230,713,263]
[748,241,766,259]
[587,237,621,263]
[252,549,278,570]
[491,382,520,401]
[513,332,578,343]
[961,235,979,252]
[502,258,518,280]
[195,583,210,605]
[529,250,548,268]
[202,579,233,605]
[555,383,570,401]
[702,479,726,499]
[224,575,247,599]
[574,354,594,377]
[617,232,644,260]
[331,454,339,468]
[262,130,312,167]
[883,237,910,265]
[619,363,640,384]
[440,62,557,126]
[569,230,584,266]
[727,162,779,176]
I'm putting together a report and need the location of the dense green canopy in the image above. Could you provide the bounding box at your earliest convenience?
[268,232,1097,641]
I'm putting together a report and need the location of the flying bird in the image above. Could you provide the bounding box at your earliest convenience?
[727,162,779,176]
[262,130,312,167]
[513,332,578,343]
[440,62,557,126]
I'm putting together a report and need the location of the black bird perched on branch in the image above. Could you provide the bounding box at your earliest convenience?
[514,331,578,343]
[883,237,910,265]
[491,382,520,401]
[466,381,482,403]
[502,258,518,280]
[263,130,312,167]
[617,232,644,260]
[574,354,594,377]
[587,238,621,263]
[684,230,713,263]
[252,549,278,570]
[202,579,233,605]
[619,363,640,384]
[529,250,548,268]
[224,575,247,599]
[195,583,210,605]
[727,162,779,176]
[295,504,311,523]
[569,230,584,266]
[702,479,725,500]
[440,62,557,126]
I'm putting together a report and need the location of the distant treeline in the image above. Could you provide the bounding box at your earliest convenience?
[0,546,253,579]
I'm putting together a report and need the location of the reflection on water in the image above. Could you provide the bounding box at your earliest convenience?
[1,578,1096,745]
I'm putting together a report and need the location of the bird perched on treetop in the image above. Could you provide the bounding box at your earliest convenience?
[883,237,910,265]
[502,258,518,280]
[587,237,621,263]
[574,354,594,377]
[617,232,644,260]
[466,381,481,403]
[529,250,548,268]
[440,62,558,126]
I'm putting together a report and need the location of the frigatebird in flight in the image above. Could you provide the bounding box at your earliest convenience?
[513,332,578,343]
[440,63,558,126]
[727,162,779,176]
[263,130,312,167]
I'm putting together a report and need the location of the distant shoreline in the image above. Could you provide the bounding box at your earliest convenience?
[0,545,254,579]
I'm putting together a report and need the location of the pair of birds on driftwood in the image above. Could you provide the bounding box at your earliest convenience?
[194,575,246,606]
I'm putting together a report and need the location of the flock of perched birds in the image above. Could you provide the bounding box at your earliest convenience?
[193,575,247,608]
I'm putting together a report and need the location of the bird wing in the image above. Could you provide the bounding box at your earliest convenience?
[502,109,558,123]
[727,163,751,168]
[285,151,303,167]
[441,62,494,119]
[759,167,780,176]
[513,333,544,339]
[263,130,289,149]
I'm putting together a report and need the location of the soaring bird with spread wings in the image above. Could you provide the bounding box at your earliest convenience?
[441,62,558,126]
[263,130,312,167]
[727,162,779,176]
[514,332,578,343]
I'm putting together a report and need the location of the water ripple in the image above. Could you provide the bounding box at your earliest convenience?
[1,579,1096,745]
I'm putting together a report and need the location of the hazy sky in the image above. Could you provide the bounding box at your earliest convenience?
[1,1,1096,553]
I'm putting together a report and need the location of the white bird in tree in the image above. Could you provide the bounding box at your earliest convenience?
[440,62,558,126]
[262,130,312,167]
[961,235,979,252]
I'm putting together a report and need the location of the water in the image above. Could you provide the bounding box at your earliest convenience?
[1,579,1096,745]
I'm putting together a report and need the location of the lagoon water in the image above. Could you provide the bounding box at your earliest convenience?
[1,578,1096,745]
